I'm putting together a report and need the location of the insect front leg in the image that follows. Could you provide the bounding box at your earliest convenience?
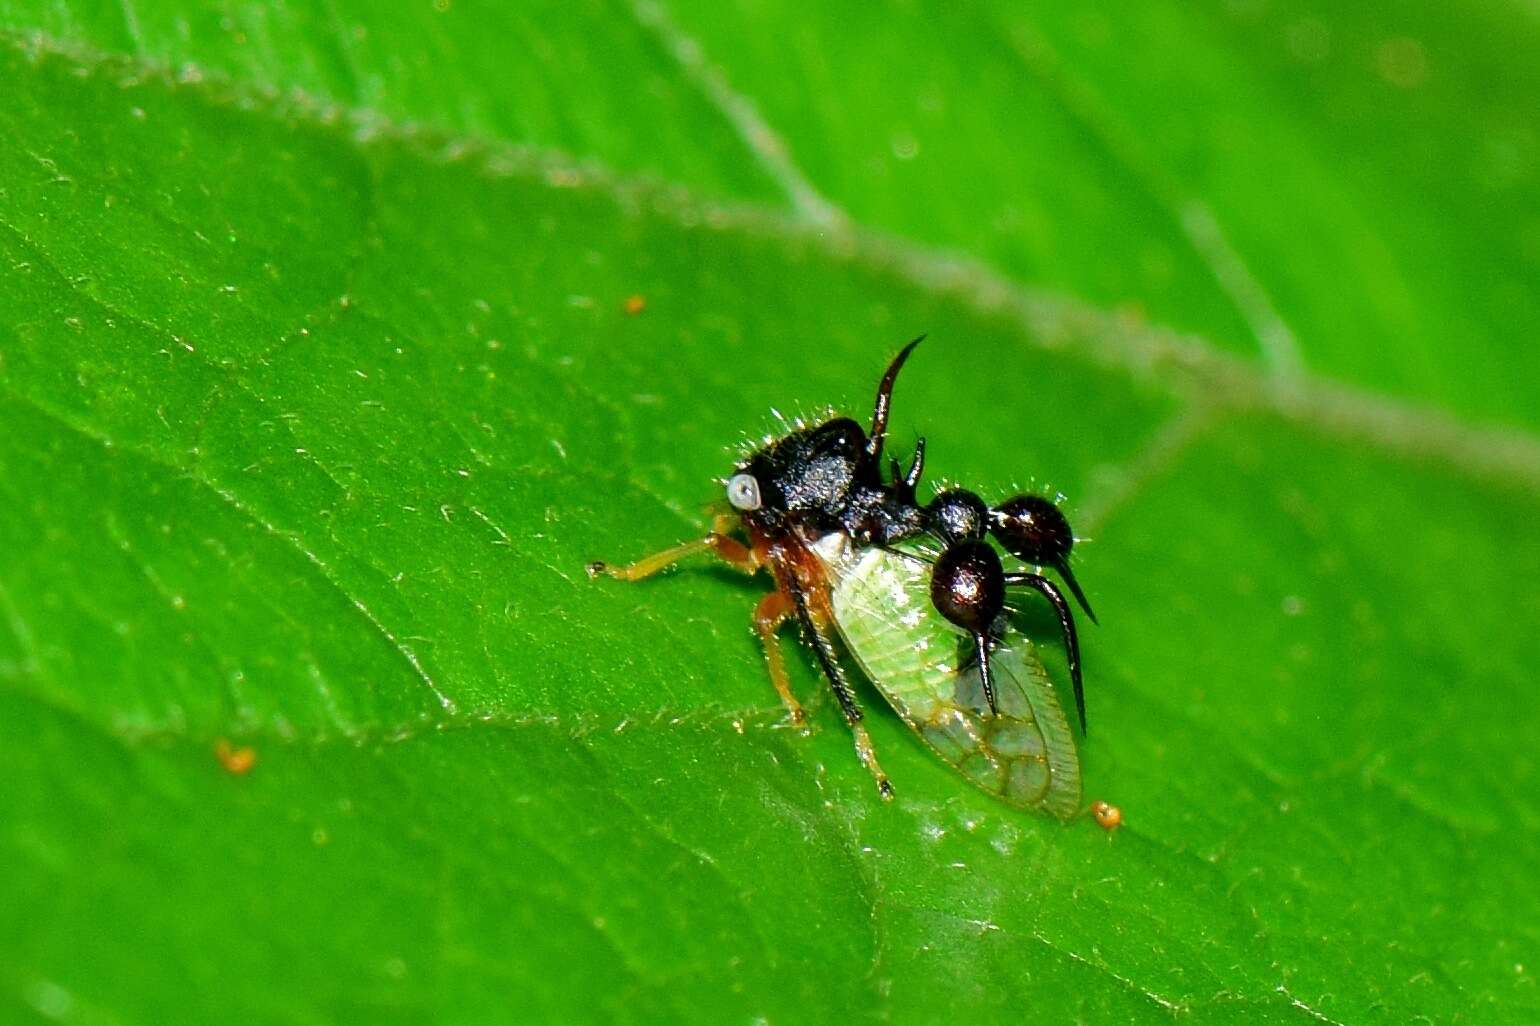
[786,577,893,800]
[588,514,759,580]
[752,590,807,727]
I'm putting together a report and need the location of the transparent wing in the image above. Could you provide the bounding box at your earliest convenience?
[822,539,1082,819]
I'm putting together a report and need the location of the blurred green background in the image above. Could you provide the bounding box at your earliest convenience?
[1,2,1537,1024]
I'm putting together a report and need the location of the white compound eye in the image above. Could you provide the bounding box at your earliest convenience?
[726,473,762,511]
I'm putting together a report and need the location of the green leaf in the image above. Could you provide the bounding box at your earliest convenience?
[1,5,1537,1025]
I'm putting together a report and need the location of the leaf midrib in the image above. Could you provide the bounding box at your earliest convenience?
[5,27,1539,499]
[6,22,1537,836]
[6,29,1539,853]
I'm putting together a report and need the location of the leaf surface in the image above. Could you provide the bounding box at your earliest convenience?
[1,6,1537,1025]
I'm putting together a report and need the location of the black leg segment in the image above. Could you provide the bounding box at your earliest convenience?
[785,575,863,726]
[785,575,894,798]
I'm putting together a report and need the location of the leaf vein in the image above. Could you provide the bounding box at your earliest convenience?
[5,29,1536,492]
[625,0,845,229]
[0,387,459,717]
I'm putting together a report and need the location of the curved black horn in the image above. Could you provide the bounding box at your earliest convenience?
[866,334,926,462]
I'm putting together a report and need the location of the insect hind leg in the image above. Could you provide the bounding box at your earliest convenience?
[786,576,894,799]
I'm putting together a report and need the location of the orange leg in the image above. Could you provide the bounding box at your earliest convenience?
[753,590,806,726]
[588,515,758,580]
[849,720,892,800]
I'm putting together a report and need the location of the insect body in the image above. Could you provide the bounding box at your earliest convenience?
[589,338,1095,814]
[813,535,1082,819]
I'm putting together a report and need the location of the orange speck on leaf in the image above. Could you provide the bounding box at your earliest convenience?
[623,294,647,316]
[1091,800,1122,831]
[214,738,257,775]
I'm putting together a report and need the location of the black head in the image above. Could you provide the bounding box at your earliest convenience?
[724,337,926,539]
[727,417,867,532]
